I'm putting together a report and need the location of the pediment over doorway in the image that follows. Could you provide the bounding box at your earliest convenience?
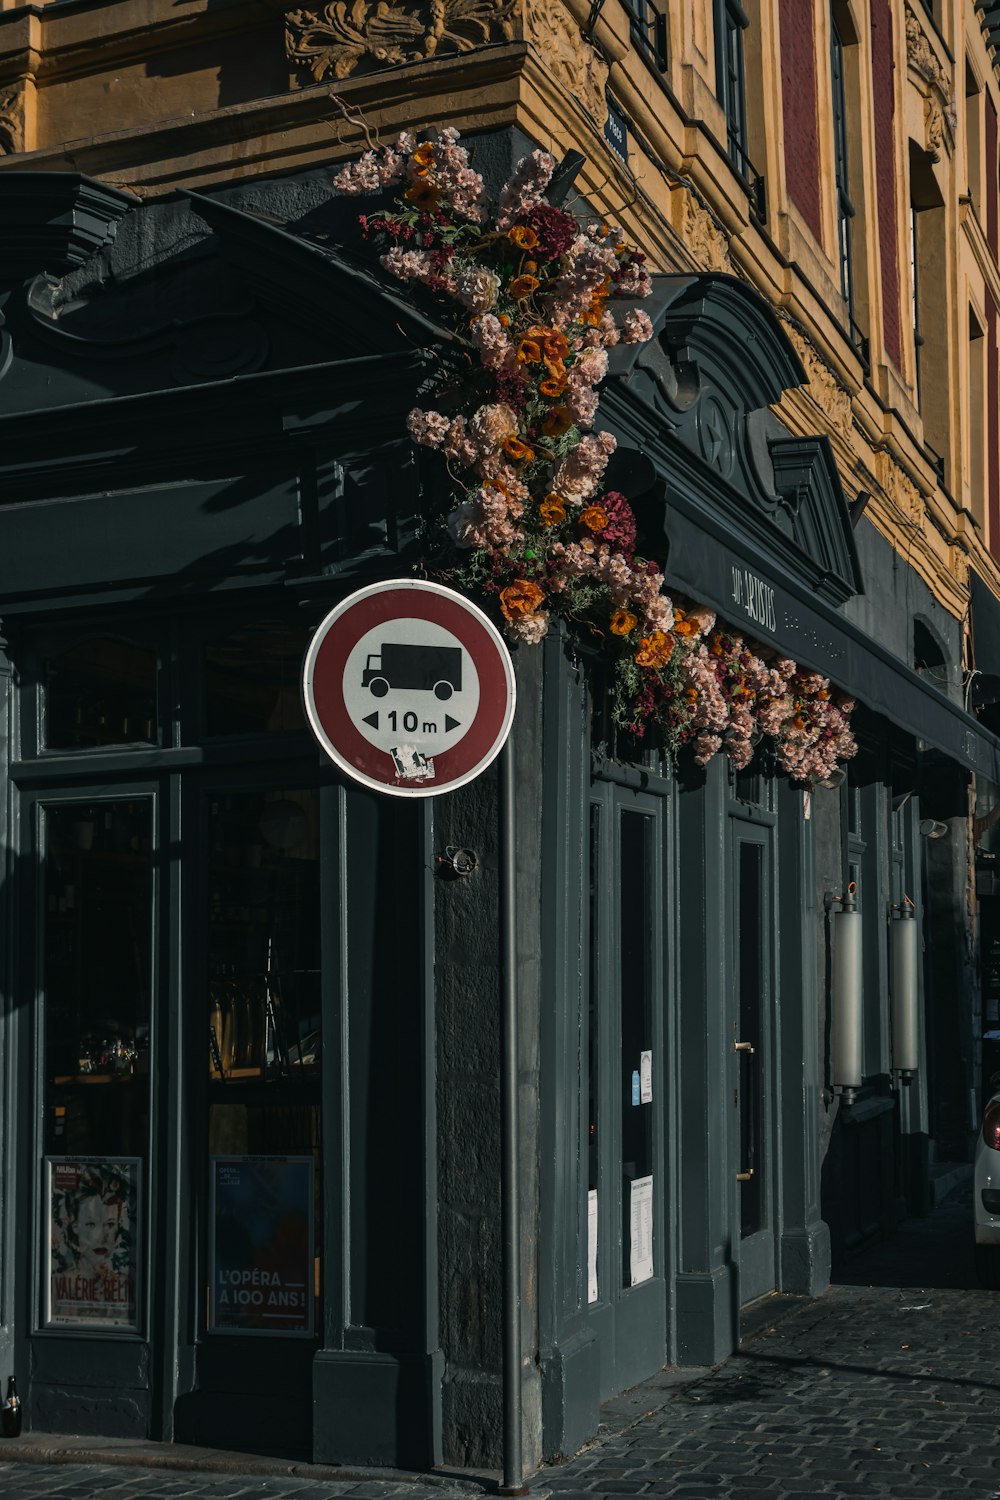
[606,273,863,606]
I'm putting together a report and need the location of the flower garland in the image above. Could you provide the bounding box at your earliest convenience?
[334,130,857,782]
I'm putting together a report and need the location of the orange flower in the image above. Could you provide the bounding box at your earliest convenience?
[635,631,675,669]
[544,331,570,360]
[542,406,573,438]
[507,225,539,250]
[538,371,568,398]
[483,478,510,498]
[516,337,543,364]
[412,142,436,168]
[610,609,638,636]
[674,618,698,637]
[539,496,567,526]
[502,434,535,461]
[684,687,699,702]
[818,688,830,700]
[500,580,545,620]
[579,505,609,532]
[509,274,540,299]
[404,181,440,209]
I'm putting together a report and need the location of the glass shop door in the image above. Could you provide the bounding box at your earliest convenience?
[728,819,776,1306]
[176,773,323,1458]
[586,782,667,1397]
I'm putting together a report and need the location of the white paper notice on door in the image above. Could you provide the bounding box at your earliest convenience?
[629,1175,654,1286]
[587,1189,598,1304]
[639,1049,653,1104]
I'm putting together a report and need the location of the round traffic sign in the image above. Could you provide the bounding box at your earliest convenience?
[302,580,516,797]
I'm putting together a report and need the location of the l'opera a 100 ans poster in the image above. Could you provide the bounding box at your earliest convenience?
[209,1155,314,1336]
[45,1158,141,1331]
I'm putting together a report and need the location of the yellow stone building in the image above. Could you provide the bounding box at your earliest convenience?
[2,0,1000,1474]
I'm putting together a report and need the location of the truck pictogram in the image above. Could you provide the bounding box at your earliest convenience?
[362,643,462,701]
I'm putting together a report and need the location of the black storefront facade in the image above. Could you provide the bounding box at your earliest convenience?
[0,162,994,1471]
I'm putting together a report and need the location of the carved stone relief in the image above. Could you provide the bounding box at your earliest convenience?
[285,0,516,83]
[782,323,853,442]
[0,84,24,156]
[677,188,732,274]
[524,1,607,123]
[904,3,955,160]
[877,449,925,531]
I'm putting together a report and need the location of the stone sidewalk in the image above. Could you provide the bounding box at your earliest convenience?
[0,1181,994,1499]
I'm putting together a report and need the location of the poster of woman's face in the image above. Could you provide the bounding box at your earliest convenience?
[44,1158,141,1331]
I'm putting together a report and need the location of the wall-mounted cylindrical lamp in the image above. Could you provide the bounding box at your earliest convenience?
[830,885,863,1105]
[890,900,919,1083]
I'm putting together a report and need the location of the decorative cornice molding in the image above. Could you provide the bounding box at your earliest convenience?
[285,0,516,83]
[0,83,24,156]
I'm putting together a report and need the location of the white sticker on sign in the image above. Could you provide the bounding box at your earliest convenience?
[640,1050,653,1104]
[342,616,480,761]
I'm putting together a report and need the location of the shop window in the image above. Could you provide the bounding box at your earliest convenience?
[205,786,322,1333]
[207,788,320,1088]
[43,799,153,1158]
[203,619,311,738]
[43,636,158,752]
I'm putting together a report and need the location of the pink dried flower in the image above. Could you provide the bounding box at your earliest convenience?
[407,408,451,447]
[496,150,556,228]
[621,308,654,344]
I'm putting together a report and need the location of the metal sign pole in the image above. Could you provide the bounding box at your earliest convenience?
[499,738,527,1496]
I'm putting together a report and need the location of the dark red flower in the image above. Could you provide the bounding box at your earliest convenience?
[597,490,637,554]
[522,203,576,259]
[495,367,529,410]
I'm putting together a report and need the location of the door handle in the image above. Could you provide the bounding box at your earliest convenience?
[734,1040,754,1053]
[736,1169,755,1182]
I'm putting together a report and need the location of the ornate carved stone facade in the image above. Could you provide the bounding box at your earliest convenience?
[877,448,926,531]
[285,0,516,82]
[782,323,854,443]
[904,2,955,160]
[0,84,23,156]
[524,0,607,122]
[677,187,732,274]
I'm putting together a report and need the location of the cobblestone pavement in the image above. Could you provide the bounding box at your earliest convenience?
[0,1471,477,1500]
[0,1181,994,1499]
[540,1179,998,1499]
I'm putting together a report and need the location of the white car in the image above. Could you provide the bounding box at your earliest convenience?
[975,1088,1000,1287]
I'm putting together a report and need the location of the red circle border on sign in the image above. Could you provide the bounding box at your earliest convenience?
[303,582,516,796]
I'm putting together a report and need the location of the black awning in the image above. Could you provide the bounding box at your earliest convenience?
[663,502,1000,782]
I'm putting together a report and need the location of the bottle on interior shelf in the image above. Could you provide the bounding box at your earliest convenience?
[2,1374,22,1437]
